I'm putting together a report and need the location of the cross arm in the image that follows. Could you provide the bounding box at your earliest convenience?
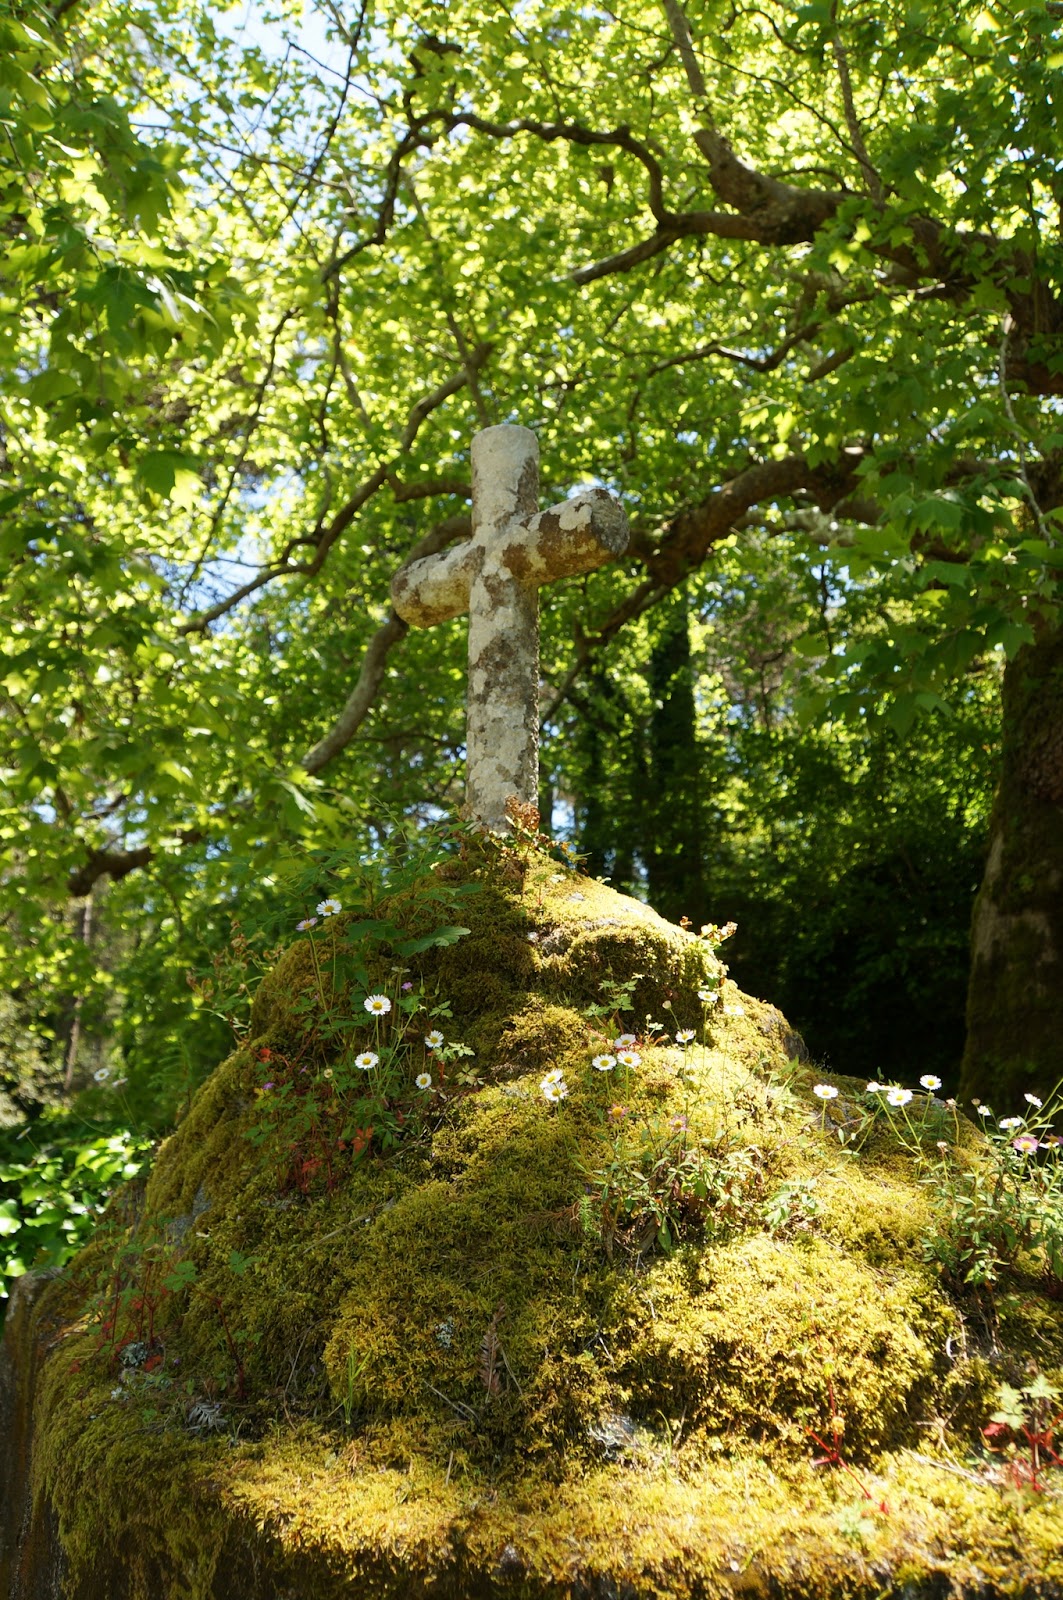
[390,485,628,629]
[390,540,479,628]
[502,487,629,586]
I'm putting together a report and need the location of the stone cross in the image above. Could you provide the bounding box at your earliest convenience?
[391,424,629,830]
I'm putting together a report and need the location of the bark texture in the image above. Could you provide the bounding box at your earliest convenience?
[960,622,1063,1105]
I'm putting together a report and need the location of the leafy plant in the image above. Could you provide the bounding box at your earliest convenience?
[983,1376,1063,1493]
[0,1130,151,1304]
[239,830,479,1185]
[857,1080,1063,1291]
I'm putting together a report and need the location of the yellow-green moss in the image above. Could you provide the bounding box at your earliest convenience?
[10,850,1063,1599]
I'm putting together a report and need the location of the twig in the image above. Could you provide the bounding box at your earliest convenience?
[908,1451,996,1487]
[425,1382,478,1423]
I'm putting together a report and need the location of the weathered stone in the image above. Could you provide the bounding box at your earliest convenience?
[391,425,628,829]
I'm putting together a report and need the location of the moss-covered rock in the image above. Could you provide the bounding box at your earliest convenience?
[3,851,1062,1599]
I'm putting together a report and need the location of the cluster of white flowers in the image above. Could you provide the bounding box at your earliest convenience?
[541,1068,569,1104]
[864,1083,1056,1152]
[866,1082,920,1106]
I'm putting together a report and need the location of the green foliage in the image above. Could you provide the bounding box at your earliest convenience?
[836,1077,1063,1290]
[562,551,1000,1086]
[0,0,1058,1183]
[0,994,63,1127]
[0,1126,151,1302]
[920,1117,1063,1291]
[984,1374,1063,1494]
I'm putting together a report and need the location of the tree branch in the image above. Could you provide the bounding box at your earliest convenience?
[301,611,409,775]
[300,512,472,774]
[65,833,203,898]
[177,344,489,635]
[543,450,869,722]
[831,23,883,202]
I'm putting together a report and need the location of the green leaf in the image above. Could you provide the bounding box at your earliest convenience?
[392,925,471,956]
[163,1259,199,1293]
[135,452,201,502]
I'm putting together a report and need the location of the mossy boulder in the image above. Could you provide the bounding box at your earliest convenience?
[3,852,1062,1600]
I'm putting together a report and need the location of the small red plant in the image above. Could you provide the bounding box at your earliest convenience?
[983,1376,1063,1492]
[807,1375,889,1515]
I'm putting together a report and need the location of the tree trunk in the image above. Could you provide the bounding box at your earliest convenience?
[645,601,709,926]
[959,622,1063,1108]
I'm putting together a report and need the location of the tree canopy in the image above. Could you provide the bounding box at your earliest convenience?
[2,0,1061,1127]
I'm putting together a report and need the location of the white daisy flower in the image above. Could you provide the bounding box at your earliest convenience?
[675,1029,696,1045]
[697,989,720,1005]
[976,1105,992,1117]
[541,1067,566,1086]
[425,1030,445,1049]
[615,1049,641,1069]
[813,1084,838,1100]
[613,1034,637,1049]
[999,1116,1023,1129]
[866,1082,885,1093]
[1025,1093,1043,1108]
[415,1072,432,1090]
[591,1054,616,1072]
[919,1075,942,1091]
[316,898,342,917]
[355,1052,379,1071]
[296,916,318,932]
[541,1077,569,1103]
[886,1087,913,1107]
[364,994,392,1016]
[93,1067,110,1083]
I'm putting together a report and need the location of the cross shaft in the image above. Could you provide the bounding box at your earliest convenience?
[391,425,628,829]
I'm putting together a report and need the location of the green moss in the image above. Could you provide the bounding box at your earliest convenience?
[10,850,1063,1598]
